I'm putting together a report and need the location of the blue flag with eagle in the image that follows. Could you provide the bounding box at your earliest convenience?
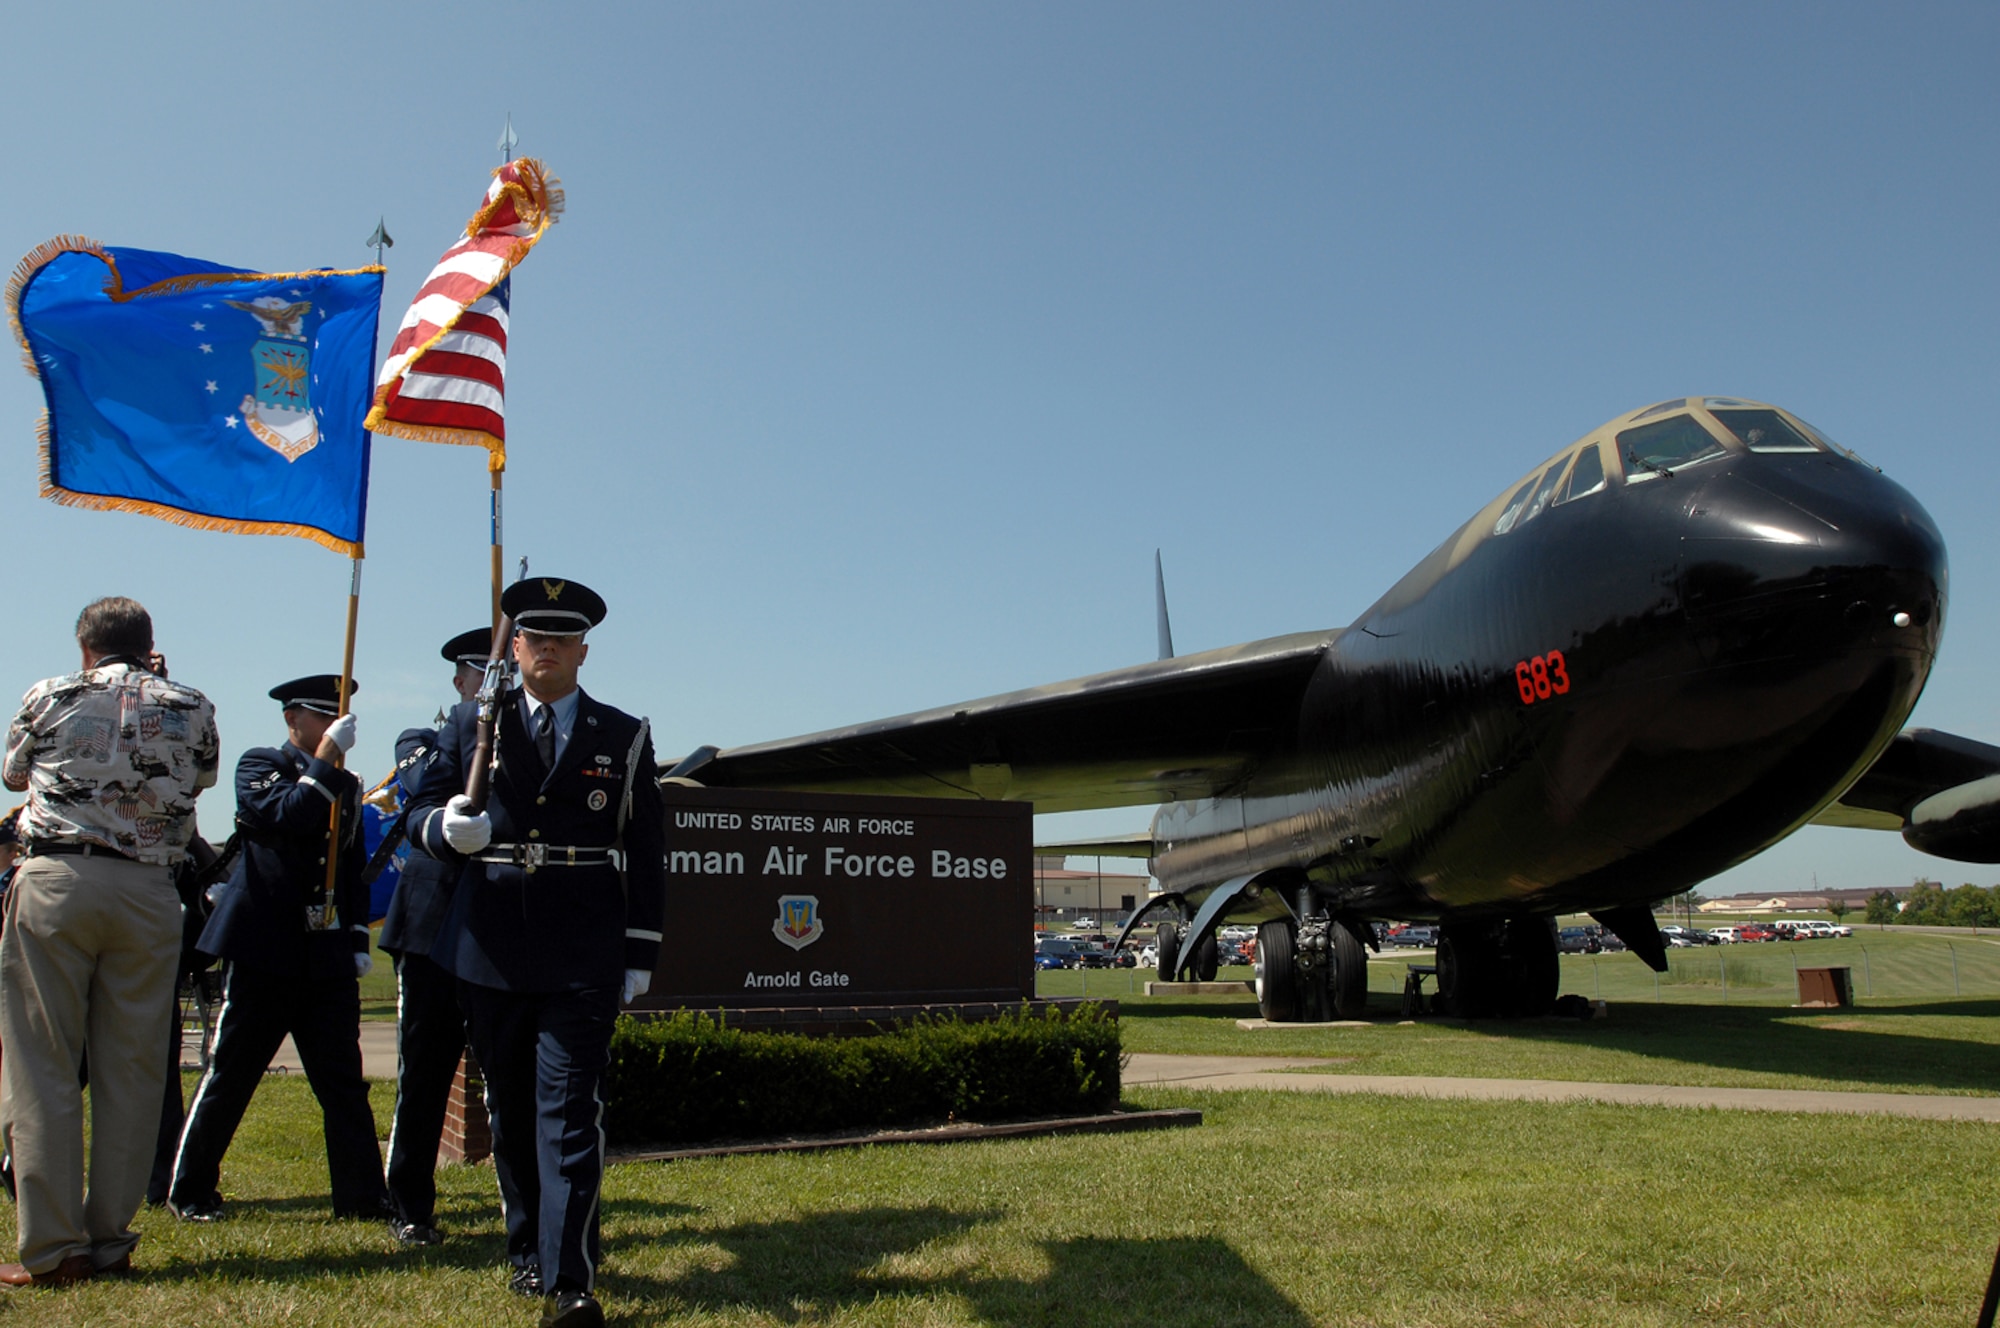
[6,238,384,555]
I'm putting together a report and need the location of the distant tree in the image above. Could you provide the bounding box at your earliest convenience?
[1898,880,1947,925]
[1941,884,2000,929]
[1826,898,1851,922]
[1864,890,1899,925]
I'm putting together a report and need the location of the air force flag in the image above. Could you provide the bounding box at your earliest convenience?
[7,238,384,556]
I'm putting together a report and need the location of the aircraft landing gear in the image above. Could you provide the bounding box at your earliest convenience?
[1156,921,1180,981]
[1255,915,1369,1022]
[1192,931,1220,981]
[1254,919,1298,1021]
[1437,916,1559,1018]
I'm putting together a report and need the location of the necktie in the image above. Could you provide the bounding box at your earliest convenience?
[534,704,555,770]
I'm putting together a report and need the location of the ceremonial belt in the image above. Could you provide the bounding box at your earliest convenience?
[26,840,139,864]
[474,843,614,869]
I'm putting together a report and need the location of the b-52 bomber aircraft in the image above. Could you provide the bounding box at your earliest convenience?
[670,398,2000,1021]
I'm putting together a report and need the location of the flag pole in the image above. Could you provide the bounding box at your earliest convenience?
[490,467,503,628]
[321,555,362,905]
[489,114,518,632]
[324,215,392,911]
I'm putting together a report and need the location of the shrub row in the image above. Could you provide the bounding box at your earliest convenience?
[603,1004,1121,1146]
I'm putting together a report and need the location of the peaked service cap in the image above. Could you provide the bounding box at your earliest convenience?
[269,674,356,716]
[502,577,606,636]
[441,627,495,667]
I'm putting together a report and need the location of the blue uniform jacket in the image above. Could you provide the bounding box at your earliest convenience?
[376,726,459,958]
[409,688,665,992]
[198,742,369,982]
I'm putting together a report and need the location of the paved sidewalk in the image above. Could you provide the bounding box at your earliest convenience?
[253,1035,2000,1125]
[259,1021,401,1080]
[1123,1052,2000,1122]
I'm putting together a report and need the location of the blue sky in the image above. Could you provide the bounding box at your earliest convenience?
[2,3,1994,897]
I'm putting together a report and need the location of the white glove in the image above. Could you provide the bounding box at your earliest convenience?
[354,951,374,978]
[621,968,651,1004]
[324,713,358,754]
[440,794,493,853]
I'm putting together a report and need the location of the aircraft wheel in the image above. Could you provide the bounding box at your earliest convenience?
[1330,921,1369,1018]
[1156,922,1181,981]
[1193,931,1220,982]
[1437,924,1500,1018]
[1255,920,1299,1022]
[1502,916,1559,1017]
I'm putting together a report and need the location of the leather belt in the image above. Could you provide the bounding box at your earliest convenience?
[26,840,138,864]
[474,843,613,870]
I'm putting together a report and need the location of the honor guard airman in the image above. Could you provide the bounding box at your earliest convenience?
[168,675,390,1222]
[378,627,490,1245]
[408,580,665,1328]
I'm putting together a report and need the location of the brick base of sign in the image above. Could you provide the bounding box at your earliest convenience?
[439,1050,491,1165]
[632,997,1115,1039]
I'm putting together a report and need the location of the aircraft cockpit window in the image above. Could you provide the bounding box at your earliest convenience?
[1616,414,1727,481]
[1555,443,1606,504]
[1790,414,1882,472]
[1492,474,1542,535]
[1631,399,1687,422]
[1710,408,1818,453]
[1516,456,1571,527]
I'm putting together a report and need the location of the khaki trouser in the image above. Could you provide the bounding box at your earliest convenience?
[0,855,180,1273]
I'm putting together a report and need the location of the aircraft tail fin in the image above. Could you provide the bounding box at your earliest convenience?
[1155,549,1175,661]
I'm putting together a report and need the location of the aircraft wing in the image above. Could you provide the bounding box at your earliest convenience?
[1813,727,2000,862]
[675,631,1333,814]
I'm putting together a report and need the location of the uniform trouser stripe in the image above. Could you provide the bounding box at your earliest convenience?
[384,952,467,1225]
[459,980,617,1291]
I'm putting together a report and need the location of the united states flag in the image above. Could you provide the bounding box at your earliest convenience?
[366,158,562,465]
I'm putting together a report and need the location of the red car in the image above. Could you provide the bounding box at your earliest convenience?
[1737,923,1779,942]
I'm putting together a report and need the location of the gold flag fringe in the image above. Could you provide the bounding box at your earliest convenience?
[9,235,385,382]
[7,235,111,380]
[467,158,565,240]
[33,409,363,558]
[362,410,507,471]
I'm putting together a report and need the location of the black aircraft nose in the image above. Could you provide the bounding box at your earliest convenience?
[1678,454,1946,660]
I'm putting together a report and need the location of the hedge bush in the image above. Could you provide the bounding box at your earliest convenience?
[603,1004,1122,1146]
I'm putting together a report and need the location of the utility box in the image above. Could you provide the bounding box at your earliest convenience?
[1795,965,1853,1008]
[632,786,1034,1011]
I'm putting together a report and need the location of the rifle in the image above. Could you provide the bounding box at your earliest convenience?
[463,612,516,812]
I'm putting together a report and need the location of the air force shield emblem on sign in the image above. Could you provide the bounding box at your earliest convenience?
[773,894,823,951]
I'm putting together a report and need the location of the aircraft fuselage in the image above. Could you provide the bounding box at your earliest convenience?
[1151,410,1945,928]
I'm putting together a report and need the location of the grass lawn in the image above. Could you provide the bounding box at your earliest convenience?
[1039,930,2000,1096]
[3,1076,1994,1326]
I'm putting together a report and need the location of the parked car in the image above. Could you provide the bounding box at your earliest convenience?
[1737,923,1779,942]
[1557,926,1601,954]
[1385,925,1438,949]
[1708,925,1744,943]
[1035,937,1083,969]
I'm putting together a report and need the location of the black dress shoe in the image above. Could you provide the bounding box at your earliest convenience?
[539,1289,604,1328]
[168,1197,224,1223]
[390,1219,444,1247]
[507,1264,545,1299]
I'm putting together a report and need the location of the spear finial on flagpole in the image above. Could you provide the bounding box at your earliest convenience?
[365,217,394,267]
[499,112,519,162]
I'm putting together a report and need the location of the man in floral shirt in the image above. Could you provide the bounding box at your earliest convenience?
[0,597,218,1287]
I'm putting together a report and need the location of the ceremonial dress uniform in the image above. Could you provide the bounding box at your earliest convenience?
[169,677,389,1220]
[409,579,664,1328]
[379,626,491,1243]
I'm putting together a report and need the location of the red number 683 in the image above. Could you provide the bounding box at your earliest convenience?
[1514,649,1571,705]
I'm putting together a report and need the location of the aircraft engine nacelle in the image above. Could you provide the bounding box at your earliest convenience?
[1902,774,2000,863]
